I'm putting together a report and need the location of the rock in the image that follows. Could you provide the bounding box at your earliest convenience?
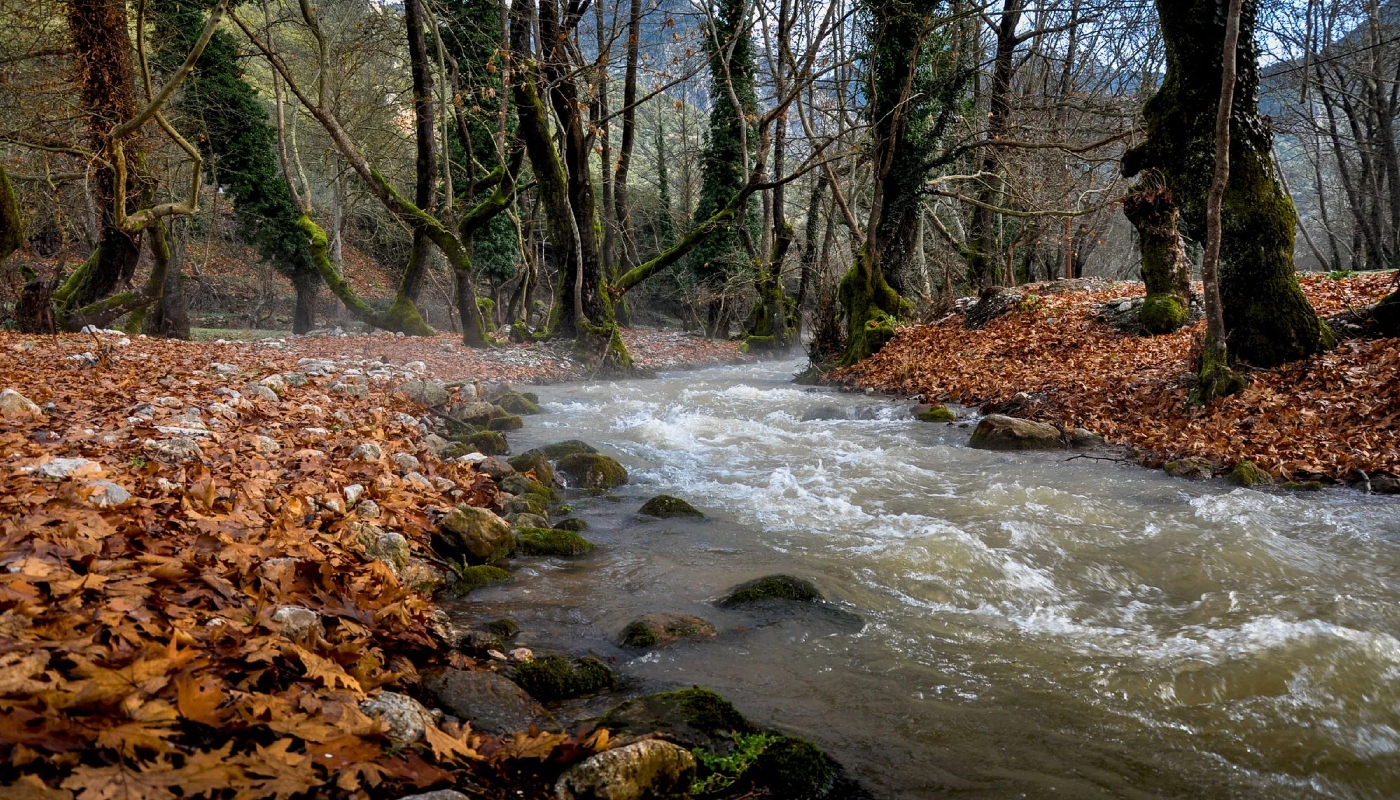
[330,381,368,399]
[344,484,365,507]
[964,286,1023,330]
[504,494,549,517]
[598,688,756,753]
[508,451,555,486]
[245,384,280,403]
[359,692,438,743]
[1228,460,1273,487]
[1070,428,1105,448]
[719,575,823,607]
[916,405,956,423]
[618,612,718,649]
[253,435,281,455]
[514,527,594,556]
[357,498,381,519]
[1164,457,1213,480]
[351,442,383,461]
[392,452,422,472]
[452,565,513,594]
[404,472,434,491]
[401,558,449,593]
[257,374,287,395]
[271,606,322,639]
[0,388,43,419]
[554,739,696,800]
[555,518,588,532]
[442,442,479,460]
[488,414,524,432]
[500,474,557,503]
[426,669,556,735]
[435,505,514,564]
[477,457,516,480]
[968,414,1065,451]
[556,453,628,491]
[495,392,541,415]
[281,372,308,388]
[81,480,132,509]
[1372,473,1400,495]
[639,494,703,518]
[485,618,519,639]
[148,437,204,464]
[511,655,615,701]
[395,792,470,800]
[507,512,551,530]
[1282,480,1324,492]
[421,434,450,457]
[743,736,839,800]
[539,439,597,458]
[363,530,410,571]
[449,401,497,426]
[20,457,103,480]
[395,380,450,408]
[799,404,845,422]
[467,431,509,457]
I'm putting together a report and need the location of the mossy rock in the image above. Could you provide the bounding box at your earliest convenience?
[1228,460,1274,487]
[452,565,513,594]
[639,494,704,518]
[442,441,480,459]
[511,655,616,701]
[500,474,561,504]
[554,517,588,532]
[719,575,824,607]
[468,431,509,457]
[514,527,595,557]
[618,612,718,649]
[503,494,549,517]
[522,392,540,405]
[598,687,756,753]
[1164,457,1213,480]
[916,405,956,423]
[488,415,524,432]
[540,439,598,459]
[485,618,519,639]
[741,736,839,800]
[496,392,542,415]
[557,453,629,491]
[508,451,556,486]
[1139,293,1188,334]
[1283,480,1323,492]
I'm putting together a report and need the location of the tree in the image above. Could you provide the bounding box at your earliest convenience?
[1123,0,1332,368]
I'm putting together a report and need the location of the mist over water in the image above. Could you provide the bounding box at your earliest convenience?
[456,359,1400,799]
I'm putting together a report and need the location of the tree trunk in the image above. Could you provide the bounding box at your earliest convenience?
[967,0,1024,291]
[1123,176,1192,333]
[1123,0,1330,368]
[143,222,192,339]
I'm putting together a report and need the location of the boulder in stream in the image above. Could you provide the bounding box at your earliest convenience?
[425,668,557,735]
[639,494,703,518]
[968,414,1064,451]
[508,451,556,485]
[618,612,718,649]
[514,527,594,556]
[434,505,513,564]
[719,575,824,606]
[540,439,598,459]
[1165,457,1214,480]
[598,687,757,753]
[556,453,629,491]
[510,655,616,701]
[555,739,695,800]
[916,404,956,423]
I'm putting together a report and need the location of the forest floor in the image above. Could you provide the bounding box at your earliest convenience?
[830,271,1400,485]
[0,328,746,799]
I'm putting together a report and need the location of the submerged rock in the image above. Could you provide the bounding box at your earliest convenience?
[598,687,756,753]
[799,404,845,422]
[451,565,513,594]
[968,414,1064,451]
[511,655,615,701]
[639,494,703,518]
[434,505,513,564]
[554,739,695,800]
[1164,457,1213,480]
[425,668,556,735]
[916,404,956,423]
[514,527,594,556]
[719,575,824,607]
[618,612,718,649]
[557,453,629,491]
[539,439,597,459]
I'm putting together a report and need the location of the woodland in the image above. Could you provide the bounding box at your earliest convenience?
[2,0,1400,797]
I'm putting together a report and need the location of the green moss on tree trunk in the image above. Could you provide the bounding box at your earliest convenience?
[838,245,905,366]
[1123,177,1191,334]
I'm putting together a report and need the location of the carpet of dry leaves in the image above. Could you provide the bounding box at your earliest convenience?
[832,273,1400,481]
[0,327,742,800]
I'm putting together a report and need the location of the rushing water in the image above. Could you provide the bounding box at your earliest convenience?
[455,359,1400,799]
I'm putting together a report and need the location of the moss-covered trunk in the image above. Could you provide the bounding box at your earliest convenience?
[1122,176,1192,333]
[292,283,316,334]
[1123,0,1330,367]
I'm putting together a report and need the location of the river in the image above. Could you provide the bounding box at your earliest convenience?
[454,358,1400,799]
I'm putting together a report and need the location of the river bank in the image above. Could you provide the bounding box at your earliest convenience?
[828,272,1399,487]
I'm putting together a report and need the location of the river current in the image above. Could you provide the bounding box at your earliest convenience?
[455,358,1400,799]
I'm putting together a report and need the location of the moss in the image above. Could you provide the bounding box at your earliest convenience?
[508,451,555,485]
[1282,480,1323,491]
[742,737,838,800]
[540,440,598,458]
[496,392,541,415]
[452,564,513,594]
[554,517,587,532]
[1139,294,1187,335]
[1193,334,1247,405]
[618,621,662,648]
[1228,460,1273,487]
[522,391,540,404]
[511,655,616,700]
[837,245,905,367]
[556,452,629,491]
[514,527,594,556]
[485,618,519,639]
[916,405,955,423]
[488,414,523,432]
[500,475,560,504]
[664,688,754,737]
[598,687,756,753]
[468,431,508,456]
[639,494,704,518]
[442,442,479,459]
[719,575,823,607]
[692,732,779,796]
